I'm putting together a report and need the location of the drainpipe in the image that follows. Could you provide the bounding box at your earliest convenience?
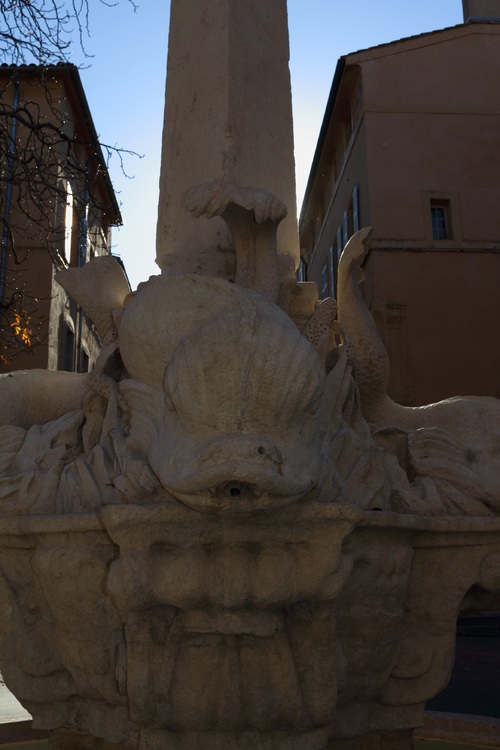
[0,76,20,307]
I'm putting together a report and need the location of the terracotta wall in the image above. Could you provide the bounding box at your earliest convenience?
[301,24,500,404]
[359,28,500,244]
[365,249,500,404]
[1,69,113,373]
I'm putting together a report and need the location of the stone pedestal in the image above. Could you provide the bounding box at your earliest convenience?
[328,730,414,749]
[50,730,127,750]
[50,732,415,750]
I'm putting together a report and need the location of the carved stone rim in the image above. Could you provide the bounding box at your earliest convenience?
[0,503,499,540]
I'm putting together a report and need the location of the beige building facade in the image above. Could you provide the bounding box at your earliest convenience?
[300,12,500,405]
[0,64,121,372]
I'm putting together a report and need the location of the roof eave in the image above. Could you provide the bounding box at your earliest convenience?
[299,56,346,229]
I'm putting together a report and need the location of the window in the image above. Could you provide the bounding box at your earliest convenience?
[79,349,90,373]
[320,264,328,299]
[343,186,360,247]
[431,200,452,240]
[423,192,461,244]
[63,325,75,372]
[297,258,307,283]
[336,226,343,262]
[335,186,362,255]
[343,209,350,248]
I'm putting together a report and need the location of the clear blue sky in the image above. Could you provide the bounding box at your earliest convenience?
[75,0,463,289]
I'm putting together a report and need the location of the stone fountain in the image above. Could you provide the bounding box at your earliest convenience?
[1,2,500,749]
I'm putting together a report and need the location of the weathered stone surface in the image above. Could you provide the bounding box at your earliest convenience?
[156,0,299,276]
[1,215,500,750]
[1,201,500,748]
[328,730,414,749]
[0,505,498,748]
[415,712,500,748]
[0,0,500,746]
[0,246,386,517]
[50,730,128,750]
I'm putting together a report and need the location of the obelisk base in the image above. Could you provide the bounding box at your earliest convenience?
[50,728,333,750]
[50,730,130,750]
[328,730,415,749]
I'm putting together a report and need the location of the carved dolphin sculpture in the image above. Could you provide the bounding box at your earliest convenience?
[54,255,132,343]
[337,227,500,512]
[118,274,325,514]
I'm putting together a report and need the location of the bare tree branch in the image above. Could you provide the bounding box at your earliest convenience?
[0,0,137,65]
[0,1,139,369]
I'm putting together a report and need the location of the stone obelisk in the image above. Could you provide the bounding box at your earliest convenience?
[155,0,300,276]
